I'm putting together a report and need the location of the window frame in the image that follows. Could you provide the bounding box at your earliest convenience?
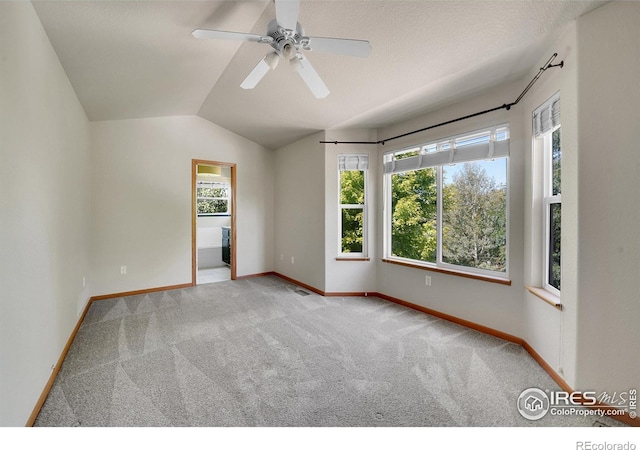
[383,125,510,280]
[338,156,368,258]
[542,127,561,296]
[196,180,231,217]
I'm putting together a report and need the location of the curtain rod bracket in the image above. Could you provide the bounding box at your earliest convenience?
[320,53,564,146]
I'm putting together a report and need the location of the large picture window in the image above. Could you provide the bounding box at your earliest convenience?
[384,125,509,278]
[339,154,368,256]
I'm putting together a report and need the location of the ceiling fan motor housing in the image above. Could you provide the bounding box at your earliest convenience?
[267,19,305,59]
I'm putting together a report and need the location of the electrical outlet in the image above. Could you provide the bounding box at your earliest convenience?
[425,275,431,286]
[82,276,86,288]
[291,256,295,264]
[120,265,127,275]
[280,254,284,261]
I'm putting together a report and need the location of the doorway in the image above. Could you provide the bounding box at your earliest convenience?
[192,159,236,285]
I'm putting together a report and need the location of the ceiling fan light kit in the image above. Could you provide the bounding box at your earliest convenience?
[265,52,280,70]
[192,0,371,99]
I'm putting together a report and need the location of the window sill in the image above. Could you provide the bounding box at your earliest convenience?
[336,257,370,262]
[525,286,562,311]
[381,258,511,286]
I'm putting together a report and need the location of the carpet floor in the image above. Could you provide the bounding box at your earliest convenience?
[34,275,624,427]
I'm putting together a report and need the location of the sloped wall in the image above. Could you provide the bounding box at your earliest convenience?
[90,115,275,295]
[0,2,91,426]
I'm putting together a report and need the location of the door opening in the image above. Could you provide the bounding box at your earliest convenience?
[192,159,236,285]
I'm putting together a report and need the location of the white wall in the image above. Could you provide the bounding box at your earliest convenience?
[90,115,274,295]
[324,129,379,293]
[521,23,579,385]
[0,2,91,426]
[375,81,527,338]
[274,132,326,291]
[514,1,640,397]
[574,1,640,393]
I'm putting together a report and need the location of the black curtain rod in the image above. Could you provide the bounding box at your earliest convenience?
[320,53,563,146]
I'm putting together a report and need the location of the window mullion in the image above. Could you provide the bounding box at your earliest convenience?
[437,165,443,265]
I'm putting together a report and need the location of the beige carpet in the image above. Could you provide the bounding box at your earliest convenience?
[35,275,623,427]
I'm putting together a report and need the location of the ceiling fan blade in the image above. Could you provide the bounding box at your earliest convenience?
[294,55,329,99]
[192,29,272,44]
[306,37,372,58]
[240,57,271,89]
[275,0,300,31]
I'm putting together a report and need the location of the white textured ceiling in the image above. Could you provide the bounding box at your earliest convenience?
[33,0,604,149]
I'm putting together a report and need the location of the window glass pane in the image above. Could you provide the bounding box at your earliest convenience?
[496,128,509,141]
[341,208,363,253]
[423,143,437,153]
[340,170,364,205]
[391,168,437,263]
[552,127,561,196]
[197,187,228,198]
[442,160,507,272]
[456,132,490,148]
[197,199,228,214]
[548,202,561,290]
[395,148,420,160]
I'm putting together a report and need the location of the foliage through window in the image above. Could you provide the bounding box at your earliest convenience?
[339,154,368,255]
[391,168,437,262]
[384,125,509,277]
[545,127,561,292]
[442,161,507,272]
[197,181,230,216]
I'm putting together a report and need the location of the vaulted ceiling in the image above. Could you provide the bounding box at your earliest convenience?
[32,1,604,149]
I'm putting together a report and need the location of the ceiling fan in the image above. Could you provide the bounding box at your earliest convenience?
[192,0,371,99]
